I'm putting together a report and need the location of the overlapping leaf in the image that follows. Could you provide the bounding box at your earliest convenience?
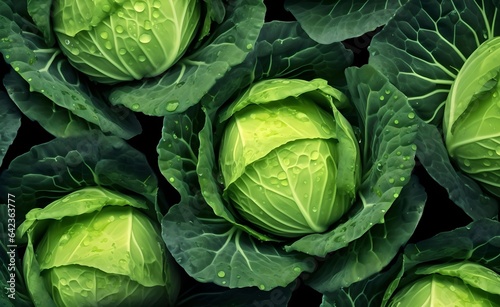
[285,0,408,43]
[369,0,500,124]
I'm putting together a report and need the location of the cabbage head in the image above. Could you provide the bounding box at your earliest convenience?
[17,187,179,307]
[52,0,201,83]
[444,36,500,197]
[218,78,361,238]
[388,262,500,307]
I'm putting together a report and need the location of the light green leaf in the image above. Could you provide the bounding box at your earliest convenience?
[285,0,408,43]
[369,0,500,124]
[415,261,500,295]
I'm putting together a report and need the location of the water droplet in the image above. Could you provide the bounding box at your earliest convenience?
[153,0,161,8]
[388,178,395,184]
[379,95,385,101]
[152,10,160,18]
[100,32,109,39]
[463,159,471,167]
[64,39,71,45]
[139,33,152,43]
[119,48,127,55]
[115,25,124,33]
[259,284,265,290]
[165,100,179,112]
[60,278,68,286]
[407,112,415,119]
[394,119,399,125]
[70,48,80,55]
[312,207,318,213]
[131,103,140,110]
[393,193,399,198]
[104,41,112,49]
[217,271,226,278]
[168,177,175,183]
[293,266,301,273]
[134,1,146,12]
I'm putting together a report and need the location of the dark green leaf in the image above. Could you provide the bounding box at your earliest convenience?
[162,195,316,289]
[0,2,141,139]
[0,131,159,223]
[285,0,408,43]
[307,176,426,293]
[3,70,97,138]
[369,0,500,124]
[415,122,499,220]
[0,90,21,167]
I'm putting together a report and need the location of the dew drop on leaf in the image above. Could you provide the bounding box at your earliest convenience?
[217,271,226,278]
[139,33,152,44]
[165,101,180,112]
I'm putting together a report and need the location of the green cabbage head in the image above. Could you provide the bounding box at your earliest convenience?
[388,262,500,306]
[17,187,179,306]
[52,0,201,83]
[444,36,500,197]
[218,78,361,238]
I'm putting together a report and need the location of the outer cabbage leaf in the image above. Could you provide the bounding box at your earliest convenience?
[414,122,499,220]
[369,0,500,124]
[284,0,408,44]
[199,21,353,114]
[0,131,160,223]
[161,194,316,289]
[307,176,425,293]
[27,0,54,45]
[285,64,419,256]
[3,71,97,138]
[322,219,500,306]
[0,90,21,167]
[107,0,266,116]
[0,0,141,139]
